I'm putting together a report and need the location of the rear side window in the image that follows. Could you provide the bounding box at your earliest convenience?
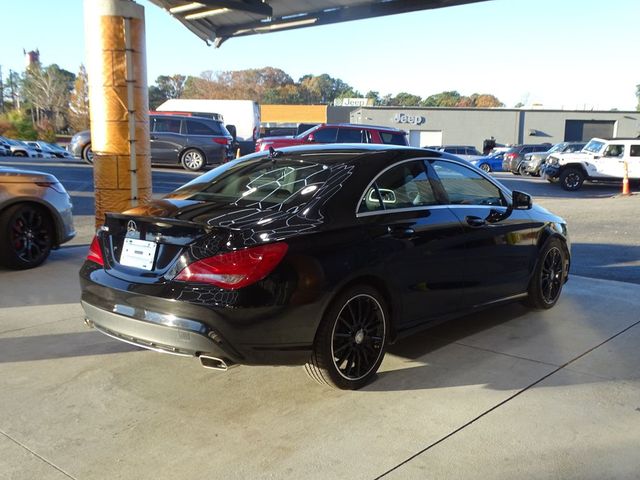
[359,160,437,213]
[337,128,364,143]
[153,118,181,134]
[313,127,338,143]
[630,145,640,157]
[379,132,407,145]
[172,159,332,208]
[186,119,223,136]
[431,160,506,206]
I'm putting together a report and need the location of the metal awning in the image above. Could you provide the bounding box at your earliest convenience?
[149,0,489,47]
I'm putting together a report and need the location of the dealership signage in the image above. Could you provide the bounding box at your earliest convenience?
[393,113,426,125]
[334,97,374,107]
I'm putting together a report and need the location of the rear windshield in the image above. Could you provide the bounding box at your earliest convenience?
[169,158,333,208]
[380,132,407,145]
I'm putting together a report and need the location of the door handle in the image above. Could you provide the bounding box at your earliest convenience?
[388,226,415,238]
[465,216,486,227]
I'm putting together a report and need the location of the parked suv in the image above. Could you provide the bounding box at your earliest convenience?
[68,115,234,171]
[522,142,586,176]
[255,123,408,152]
[541,137,640,191]
[502,143,552,175]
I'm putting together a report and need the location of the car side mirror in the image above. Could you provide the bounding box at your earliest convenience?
[225,124,237,140]
[307,134,315,143]
[512,190,532,210]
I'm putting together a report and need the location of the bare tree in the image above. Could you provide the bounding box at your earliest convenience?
[22,64,74,131]
[68,64,90,132]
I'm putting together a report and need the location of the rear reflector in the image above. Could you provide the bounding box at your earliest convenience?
[87,235,104,266]
[175,242,288,290]
[213,138,229,145]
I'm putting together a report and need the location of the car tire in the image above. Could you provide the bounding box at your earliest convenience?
[523,238,566,310]
[13,151,27,157]
[479,163,491,173]
[82,143,94,164]
[0,203,54,269]
[181,148,206,172]
[305,285,388,390]
[559,167,584,191]
[518,164,528,176]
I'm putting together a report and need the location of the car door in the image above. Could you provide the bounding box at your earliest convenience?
[428,159,538,307]
[592,143,625,178]
[150,117,183,164]
[628,144,640,179]
[357,159,468,327]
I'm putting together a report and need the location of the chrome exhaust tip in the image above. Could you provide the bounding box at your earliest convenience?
[199,355,236,371]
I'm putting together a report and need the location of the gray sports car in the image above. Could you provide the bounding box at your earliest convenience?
[0,167,75,269]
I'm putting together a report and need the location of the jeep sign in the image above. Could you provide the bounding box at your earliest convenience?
[393,113,426,126]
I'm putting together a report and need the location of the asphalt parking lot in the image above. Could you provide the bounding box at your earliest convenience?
[1,160,639,479]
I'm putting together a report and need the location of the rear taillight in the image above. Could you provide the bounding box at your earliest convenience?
[87,235,104,266]
[213,138,230,145]
[175,242,288,290]
[506,153,517,160]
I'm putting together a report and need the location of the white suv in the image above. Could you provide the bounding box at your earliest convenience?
[542,137,640,191]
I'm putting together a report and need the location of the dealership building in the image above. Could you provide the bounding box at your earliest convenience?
[260,104,640,149]
[354,107,640,148]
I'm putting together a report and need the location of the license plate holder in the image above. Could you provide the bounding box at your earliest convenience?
[120,238,157,271]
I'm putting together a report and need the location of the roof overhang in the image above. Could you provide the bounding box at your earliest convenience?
[149,0,490,47]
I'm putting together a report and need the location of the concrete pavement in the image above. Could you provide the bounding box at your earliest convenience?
[1,247,639,479]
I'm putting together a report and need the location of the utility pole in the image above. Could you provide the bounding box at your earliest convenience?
[0,65,4,113]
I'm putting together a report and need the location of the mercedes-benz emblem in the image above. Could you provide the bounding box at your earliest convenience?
[127,220,137,233]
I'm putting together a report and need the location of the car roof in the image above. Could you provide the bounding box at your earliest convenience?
[315,123,405,133]
[241,143,458,165]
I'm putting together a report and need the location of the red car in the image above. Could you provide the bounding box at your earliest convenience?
[255,123,408,152]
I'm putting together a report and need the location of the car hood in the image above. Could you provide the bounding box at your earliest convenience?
[554,152,591,161]
[257,136,304,149]
[0,167,58,183]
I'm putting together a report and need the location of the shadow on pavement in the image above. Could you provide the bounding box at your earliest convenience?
[0,331,140,363]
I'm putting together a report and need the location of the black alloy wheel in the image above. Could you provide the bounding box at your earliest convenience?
[523,238,566,309]
[82,143,94,164]
[559,167,584,191]
[305,285,388,389]
[0,204,53,269]
[480,163,491,173]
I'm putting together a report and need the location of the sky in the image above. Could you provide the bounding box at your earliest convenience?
[1,0,639,110]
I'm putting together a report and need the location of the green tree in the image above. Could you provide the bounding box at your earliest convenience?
[389,92,422,106]
[68,64,90,132]
[421,91,462,107]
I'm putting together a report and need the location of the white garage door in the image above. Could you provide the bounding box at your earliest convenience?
[409,130,443,148]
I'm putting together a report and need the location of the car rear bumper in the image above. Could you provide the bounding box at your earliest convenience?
[81,300,235,359]
[79,267,319,366]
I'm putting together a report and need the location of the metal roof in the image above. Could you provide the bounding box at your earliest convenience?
[149,0,489,47]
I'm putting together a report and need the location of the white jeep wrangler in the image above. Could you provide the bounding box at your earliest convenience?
[542,137,640,191]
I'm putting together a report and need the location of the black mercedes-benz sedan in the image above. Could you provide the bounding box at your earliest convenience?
[80,144,570,390]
